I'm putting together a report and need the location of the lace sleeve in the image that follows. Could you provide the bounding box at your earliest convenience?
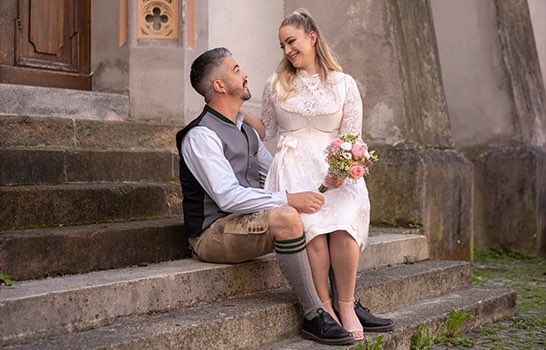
[260,75,279,142]
[340,74,363,135]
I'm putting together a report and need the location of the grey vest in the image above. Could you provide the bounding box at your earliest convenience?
[176,105,261,237]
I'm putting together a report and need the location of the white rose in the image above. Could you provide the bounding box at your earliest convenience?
[341,142,352,151]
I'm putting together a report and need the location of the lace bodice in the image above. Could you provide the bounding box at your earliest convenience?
[261,70,363,142]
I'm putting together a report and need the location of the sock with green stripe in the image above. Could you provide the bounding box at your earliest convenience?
[275,235,324,320]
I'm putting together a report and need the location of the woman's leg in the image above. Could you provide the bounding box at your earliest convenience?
[329,230,363,340]
[306,234,340,323]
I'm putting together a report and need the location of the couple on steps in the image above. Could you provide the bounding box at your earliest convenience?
[176,8,393,346]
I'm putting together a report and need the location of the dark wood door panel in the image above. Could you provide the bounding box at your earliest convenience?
[0,0,91,90]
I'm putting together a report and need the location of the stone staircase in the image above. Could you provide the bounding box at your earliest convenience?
[0,106,516,349]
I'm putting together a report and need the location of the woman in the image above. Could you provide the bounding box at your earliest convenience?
[246,8,393,340]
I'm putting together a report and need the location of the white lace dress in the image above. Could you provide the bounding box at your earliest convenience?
[261,70,370,250]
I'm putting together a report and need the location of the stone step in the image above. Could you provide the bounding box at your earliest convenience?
[0,182,182,230]
[0,83,129,120]
[0,259,467,347]
[0,114,181,151]
[0,147,178,185]
[0,219,186,281]
[258,288,517,350]
[0,225,424,281]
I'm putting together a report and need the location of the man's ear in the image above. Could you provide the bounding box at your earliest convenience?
[213,79,225,94]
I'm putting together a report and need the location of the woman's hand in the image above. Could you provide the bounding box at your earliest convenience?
[243,113,266,140]
[323,173,343,188]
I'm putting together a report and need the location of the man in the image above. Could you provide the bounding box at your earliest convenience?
[176,47,354,345]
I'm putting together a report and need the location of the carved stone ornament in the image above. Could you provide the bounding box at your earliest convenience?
[137,0,178,39]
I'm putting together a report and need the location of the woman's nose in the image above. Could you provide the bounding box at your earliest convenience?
[283,46,291,56]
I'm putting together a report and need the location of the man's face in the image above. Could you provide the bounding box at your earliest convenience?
[220,56,251,101]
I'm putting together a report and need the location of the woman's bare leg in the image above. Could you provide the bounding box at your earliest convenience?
[306,235,340,324]
[329,230,363,340]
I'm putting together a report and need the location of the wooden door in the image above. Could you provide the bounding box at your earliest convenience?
[0,0,91,90]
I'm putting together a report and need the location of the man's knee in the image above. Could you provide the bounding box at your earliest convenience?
[269,206,302,240]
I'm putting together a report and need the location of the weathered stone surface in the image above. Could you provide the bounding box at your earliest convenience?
[0,115,182,150]
[0,148,66,185]
[0,219,186,281]
[386,0,453,148]
[367,147,474,260]
[0,183,182,230]
[0,148,176,185]
[0,83,128,120]
[473,145,546,257]
[362,230,428,270]
[0,116,75,148]
[74,118,181,150]
[0,259,466,346]
[496,0,546,148]
[260,288,516,350]
[66,149,175,182]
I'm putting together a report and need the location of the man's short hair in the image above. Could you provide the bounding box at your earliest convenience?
[190,47,232,102]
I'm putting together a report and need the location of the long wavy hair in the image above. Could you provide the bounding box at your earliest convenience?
[275,8,342,101]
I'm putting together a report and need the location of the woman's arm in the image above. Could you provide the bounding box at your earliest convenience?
[243,113,266,140]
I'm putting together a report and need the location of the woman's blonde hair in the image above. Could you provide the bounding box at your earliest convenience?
[275,8,342,101]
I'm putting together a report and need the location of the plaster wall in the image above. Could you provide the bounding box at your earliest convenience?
[528,0,546,89]
[91,1,129,94]
[430,0,515,147]
[207,0,284,116]
[285,0,407,146]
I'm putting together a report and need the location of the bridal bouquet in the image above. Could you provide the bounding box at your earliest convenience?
[318,133,378,193]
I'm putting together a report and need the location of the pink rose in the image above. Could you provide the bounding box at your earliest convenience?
[351,143,366,158]
[348,163,365,180]
[330,138,342,148]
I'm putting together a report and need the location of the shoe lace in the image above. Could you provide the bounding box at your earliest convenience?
[355,299,370,312]
[316,308,327,333]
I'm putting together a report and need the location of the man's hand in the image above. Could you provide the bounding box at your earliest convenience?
[287,192,325,213]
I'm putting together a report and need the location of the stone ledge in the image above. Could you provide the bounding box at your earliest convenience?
[0,83,128,120]
[0,260,468,347]
[0,115,182,150]
[259,288,516,350]
[0,147,176,185]
[0,182,182,230]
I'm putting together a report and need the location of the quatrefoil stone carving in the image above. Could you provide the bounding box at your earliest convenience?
[137,0,178,39]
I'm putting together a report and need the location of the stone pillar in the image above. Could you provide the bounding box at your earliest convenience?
[91,1,129,94]
[125,0,186,122]
[431,0,546,257]
[285,0,473,260]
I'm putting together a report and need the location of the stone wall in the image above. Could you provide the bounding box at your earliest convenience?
[431,0,546,257]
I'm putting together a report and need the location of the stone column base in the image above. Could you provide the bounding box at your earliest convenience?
[366,147,474,261]
[472,145,546,257]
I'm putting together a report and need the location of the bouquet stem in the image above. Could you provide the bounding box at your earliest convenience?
[318,184,328,193]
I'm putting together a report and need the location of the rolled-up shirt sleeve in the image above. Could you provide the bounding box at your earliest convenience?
[181,126,287,214]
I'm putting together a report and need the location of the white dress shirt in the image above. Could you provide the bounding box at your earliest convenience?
[181,112,287,214]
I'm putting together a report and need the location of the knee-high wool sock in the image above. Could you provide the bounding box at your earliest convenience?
[274,235,324,320]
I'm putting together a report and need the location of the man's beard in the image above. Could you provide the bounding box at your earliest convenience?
[242,90,251,101]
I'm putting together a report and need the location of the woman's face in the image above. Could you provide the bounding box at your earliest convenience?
[279,24,317,72]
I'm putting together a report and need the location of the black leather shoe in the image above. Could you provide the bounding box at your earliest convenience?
[354,300,394,332]
[301,308,355,345]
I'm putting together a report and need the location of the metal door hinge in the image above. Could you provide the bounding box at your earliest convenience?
[16,18,22,30]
